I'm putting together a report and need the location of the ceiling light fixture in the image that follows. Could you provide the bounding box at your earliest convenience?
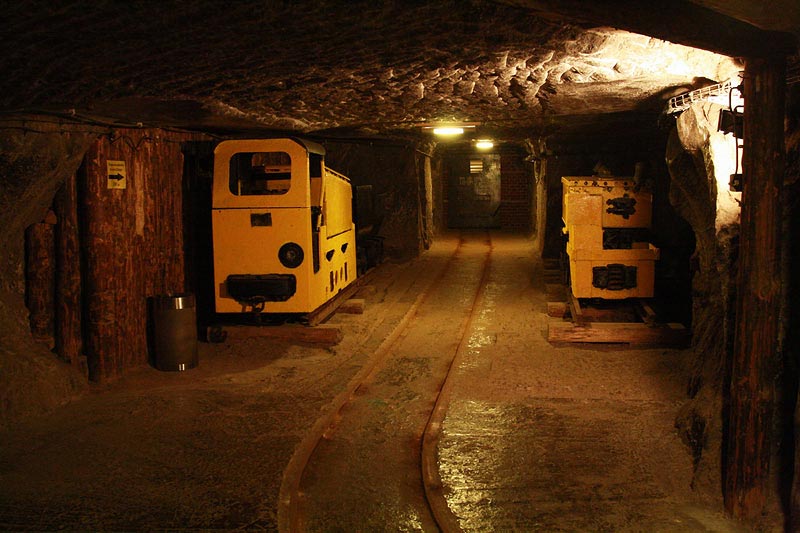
[432,126,464,136]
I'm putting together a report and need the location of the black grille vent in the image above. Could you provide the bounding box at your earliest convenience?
[592,264,637,290]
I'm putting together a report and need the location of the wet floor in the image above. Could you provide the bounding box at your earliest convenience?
[0,232,752,531]
[296,233,491,531]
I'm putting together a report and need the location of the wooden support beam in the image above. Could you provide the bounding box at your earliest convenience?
[724,55,786,521]
[511,0,796,57]
[24,220,56,340]
[80,131,192,382]
[567,291,586,325]
[54,170,83,368]
[81,140,120,382]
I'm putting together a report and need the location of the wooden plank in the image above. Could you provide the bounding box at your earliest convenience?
[547,321,690,347]
[725,55,786,521]
[306,281,362,326]
[211,323,342,346]
[547,301,568,318]
[337,298,365,314]
[580,305,640,323]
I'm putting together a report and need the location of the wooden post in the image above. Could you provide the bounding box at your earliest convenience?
[81,140,118,382]
[724,55,786,520]
[24,217,56,339]
[54,169,83,367]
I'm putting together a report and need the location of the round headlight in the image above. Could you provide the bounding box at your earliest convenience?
[278,242,304,268]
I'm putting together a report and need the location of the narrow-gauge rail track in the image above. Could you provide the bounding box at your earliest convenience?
[278,232,493,532]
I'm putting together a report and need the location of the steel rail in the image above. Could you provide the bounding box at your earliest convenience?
[277,234,469,532]
[421,231,493,533]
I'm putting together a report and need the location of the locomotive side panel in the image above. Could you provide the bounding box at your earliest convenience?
[316,168,357,303]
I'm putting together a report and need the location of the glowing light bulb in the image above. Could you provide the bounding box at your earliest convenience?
[432,127,464,136]
[475,140,494,150]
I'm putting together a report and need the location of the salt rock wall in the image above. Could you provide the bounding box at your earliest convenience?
[0,119,95,430]
[667,102,742,500]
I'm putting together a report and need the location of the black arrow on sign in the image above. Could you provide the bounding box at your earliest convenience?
[108,173,125,181]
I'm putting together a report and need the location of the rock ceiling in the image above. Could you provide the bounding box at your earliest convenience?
[0,1,781,139]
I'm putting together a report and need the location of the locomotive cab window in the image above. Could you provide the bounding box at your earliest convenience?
[229,151,292,195]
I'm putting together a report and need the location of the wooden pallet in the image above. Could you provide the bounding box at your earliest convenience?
[546,287,690,348]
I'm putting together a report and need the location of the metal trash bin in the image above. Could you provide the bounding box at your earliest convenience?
[151,294,198,371]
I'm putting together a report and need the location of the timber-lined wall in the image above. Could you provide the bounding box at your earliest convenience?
[80,129,201,381]
[24,128,205,382]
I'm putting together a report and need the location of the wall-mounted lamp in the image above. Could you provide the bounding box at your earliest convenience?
[475,139,494,150]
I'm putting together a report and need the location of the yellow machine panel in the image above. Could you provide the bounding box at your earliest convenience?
[212,138,357,315]
[561,176,659,299]
[562,177,653,231]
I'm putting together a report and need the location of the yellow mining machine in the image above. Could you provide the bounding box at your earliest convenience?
[562,176,660,299]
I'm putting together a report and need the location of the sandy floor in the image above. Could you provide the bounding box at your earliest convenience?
[0,232,754,531]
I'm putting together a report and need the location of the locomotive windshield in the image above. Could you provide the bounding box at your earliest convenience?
[229,151,292,195]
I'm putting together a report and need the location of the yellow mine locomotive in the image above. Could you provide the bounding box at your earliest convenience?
[562,176,660,299]
[212,138,357,315]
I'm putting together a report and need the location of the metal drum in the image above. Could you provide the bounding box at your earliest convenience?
[151,294,198,371]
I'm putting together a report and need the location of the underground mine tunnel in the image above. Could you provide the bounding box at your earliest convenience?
[1,1,799,531]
